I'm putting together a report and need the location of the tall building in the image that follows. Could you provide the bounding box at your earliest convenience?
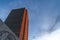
[5,8,29,40]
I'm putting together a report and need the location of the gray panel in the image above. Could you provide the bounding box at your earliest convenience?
[0,19,19,40]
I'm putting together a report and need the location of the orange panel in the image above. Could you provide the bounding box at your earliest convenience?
[24,10,28,40]
[19,10,26,40]
[19,9,28,40]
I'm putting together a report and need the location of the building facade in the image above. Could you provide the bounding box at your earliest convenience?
[5,8,29,40]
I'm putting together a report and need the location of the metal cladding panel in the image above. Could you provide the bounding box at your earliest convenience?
[5,8,25,37]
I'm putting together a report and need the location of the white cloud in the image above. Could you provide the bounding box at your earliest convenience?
[32,29,60,40]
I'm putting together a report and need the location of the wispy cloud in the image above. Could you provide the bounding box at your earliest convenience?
[32,29,60,40]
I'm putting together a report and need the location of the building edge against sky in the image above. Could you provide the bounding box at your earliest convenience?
[5,8,29,40]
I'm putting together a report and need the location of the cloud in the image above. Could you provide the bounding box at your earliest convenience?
[32,29,60,40]
[28,0,60,40]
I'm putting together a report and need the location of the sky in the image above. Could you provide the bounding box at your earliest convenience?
[0,0,60,40]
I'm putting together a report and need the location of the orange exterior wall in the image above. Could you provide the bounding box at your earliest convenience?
[19,9,28,40]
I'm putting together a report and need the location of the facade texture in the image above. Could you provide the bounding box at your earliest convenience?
[5,8,28,40]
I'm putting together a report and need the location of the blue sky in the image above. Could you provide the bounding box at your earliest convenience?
[0,0,60,40]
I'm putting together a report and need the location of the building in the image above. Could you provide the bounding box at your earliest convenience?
[0,19,18,40]
[5,8,29,40]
